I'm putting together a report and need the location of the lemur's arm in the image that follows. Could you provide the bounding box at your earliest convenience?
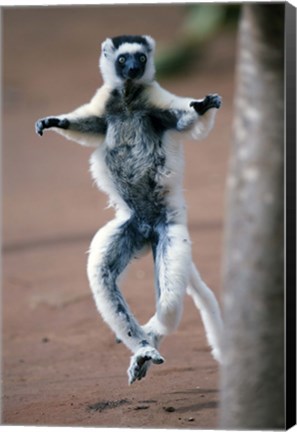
[35,85,110,147]
[147,82,221,139]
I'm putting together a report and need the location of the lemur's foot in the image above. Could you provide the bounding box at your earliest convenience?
[35,117,69,136]
[128,346,164,385]
[190,94,222,116]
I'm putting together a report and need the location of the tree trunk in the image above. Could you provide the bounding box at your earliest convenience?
[219,4,284,429]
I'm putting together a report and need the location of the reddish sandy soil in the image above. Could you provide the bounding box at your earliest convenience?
[2,5,237,429]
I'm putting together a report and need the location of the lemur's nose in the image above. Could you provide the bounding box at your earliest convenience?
[128,66,141,79]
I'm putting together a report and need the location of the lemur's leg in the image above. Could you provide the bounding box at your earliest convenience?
[35,115,107,136]
[136,222,191,380]
[35,86,110,146]
[87,217,164,384]
[149,93,221,140]
[142,222,192,350]
[187,263,223,363]
[35,114,107,147]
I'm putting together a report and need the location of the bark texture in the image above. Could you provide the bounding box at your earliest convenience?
[219,4,284,430]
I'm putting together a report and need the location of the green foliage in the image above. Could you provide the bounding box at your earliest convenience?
[182,4,226,43]
[155,4,240,78]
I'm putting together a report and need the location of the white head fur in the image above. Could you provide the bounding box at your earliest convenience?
[99,35,156,87]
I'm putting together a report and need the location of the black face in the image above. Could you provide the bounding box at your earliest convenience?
[115,52,147,81]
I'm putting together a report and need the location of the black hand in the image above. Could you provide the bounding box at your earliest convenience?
[35,117,69,136]
[190,94,222,116]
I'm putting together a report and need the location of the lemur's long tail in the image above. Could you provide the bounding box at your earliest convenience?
[187,262,223,363]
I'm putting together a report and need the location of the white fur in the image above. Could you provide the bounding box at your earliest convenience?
[187,263,223,363]
[100,36,156,87]
[51,85,111,147]
[147,82,218,140]
[40,35,223,383]
[154,223,192,335]
[87,217,147,353]
[89,144,132,217]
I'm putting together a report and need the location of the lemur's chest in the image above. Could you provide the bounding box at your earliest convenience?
[104,83,156,141]
[103,83,167,182]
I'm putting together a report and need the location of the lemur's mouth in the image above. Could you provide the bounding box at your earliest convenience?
[124,68,142,80]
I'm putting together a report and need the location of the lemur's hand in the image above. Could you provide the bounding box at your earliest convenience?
[35,117,69,136]
[190,94,222,116]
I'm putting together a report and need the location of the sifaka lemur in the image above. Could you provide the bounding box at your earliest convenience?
[36,35,223,384]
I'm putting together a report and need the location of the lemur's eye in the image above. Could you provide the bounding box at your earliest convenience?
[139,55,147,63]
[118,56,126,64]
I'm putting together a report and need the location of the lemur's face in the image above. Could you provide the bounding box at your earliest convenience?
[100,35,156,86]
[115,51,147,81]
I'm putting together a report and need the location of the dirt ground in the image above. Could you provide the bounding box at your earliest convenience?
[2,5,237,429]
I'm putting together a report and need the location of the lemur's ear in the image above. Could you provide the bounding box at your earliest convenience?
[144,35,156,53]
[101,38,115,57]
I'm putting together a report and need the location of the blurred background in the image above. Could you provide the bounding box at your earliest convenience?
[2,4,239,428]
